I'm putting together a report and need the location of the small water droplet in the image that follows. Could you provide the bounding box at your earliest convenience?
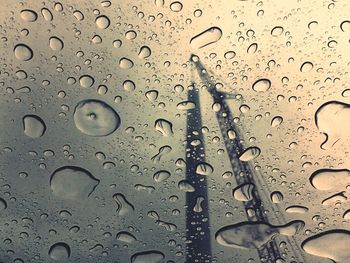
[23,115,46,138]
[14,44,33,61]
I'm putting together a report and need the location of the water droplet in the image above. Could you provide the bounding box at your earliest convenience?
[315,101,350,149]
[125,30,137,40]
[0,198,7,210]
[49,36,64,51]
[239,146,261,161]
[95,15,110,29]
[50,166,100,200]
[79,75,94,88]
[49,242,71,261]
[302,230,350,263]
[131,251,165,263]
[190,26,223,49]
[138,46,151,59]
[232,183,255,202]
[177,101,196,110]
[271,26,284,36]
[310,169,350,191]
[14,44,33,61]
[270,191,284,203]
[151,145,172,163]
[154,119,173,136]
[271,116,283,127]
[216,220,304,249]
[73,10,84,21]
[170,1,183,12]
[113,193,134,216]
[20,9,37,22]
[145,90,158,101]
[300,61,313,72]
[116,231,136,243]
[153,170,171,182]
[195,162,214,176]
[119,57,134,69]
[23,115,46,138]
[224,51,236,59]
[252,78,271,92]
[123,80,136,91]
[73,99,120,137]
[285,205,309,214]
[178,180,195,192]
[41,8,53,21]
[321,192,347,206]
[247,43,258,54]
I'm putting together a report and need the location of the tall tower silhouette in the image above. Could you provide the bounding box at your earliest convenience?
[185,55,305,263]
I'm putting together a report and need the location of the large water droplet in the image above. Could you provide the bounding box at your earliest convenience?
[0,198,7,210]
[170,1,183,12]
[216,220,304,249]
[153,170,171,182]
[48,242,71,261]
[239,146,261,161]
[302,230,350,263]
[49,36,64,51]
[116,231,136,243]
[154,119,173,136]
[41,8,53,21]
[131,251,165,263]
[138,46,151,59]
[300,61,313,72]
[73,99,120,136]
[23,115,46,138]
[195,162,214,176]
[315,101,350,149]
[310,169,350,191]
[50,166,100,200]
[271,116,283,127]
[20,9,37,22]
[14,44,33,61]
[79,75,94,88]
[252,78,271,92]
[119,57,134,69]
[232,183,255,202]
[95,15,110,29]
[190,26,222,49]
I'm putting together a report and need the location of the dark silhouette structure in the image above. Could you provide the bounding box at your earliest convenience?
[185,83,212,262]
[185,55,305,263]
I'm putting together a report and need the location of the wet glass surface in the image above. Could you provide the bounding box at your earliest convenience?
[0,0,350,262]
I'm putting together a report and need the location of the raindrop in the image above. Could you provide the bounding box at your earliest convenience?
[271,26,284,36]
[123,80,136,91]
[300,61,313,72]
[41,8,53,21]
[73,10,84,21]
[50,166,100,200]
[271,116,283,127]
[95,15,110,29]
[79,75,94,88]
[119,57,134,69]
[155,119,173,136]
[309,169,350,191]
[252,78,271,92]
[23,115,46,138]
[195,162,214,176]
[216,220,305,249]
[131,251,165,263]
[170,1,183,12]
[49,36,64,51]
[153,170,171,182]
[302,230,350,263]
[20,9,37,22]
[270,191,284,203]
[239,146,261,161]
[116,231,136,243]
[145,90,158,101]
[285,205,309,214]
[190,26,222,49]
[232,183,255,202]
[138,46,151,59]
[73,99,120,137]
[48,242,71,261]
[14,44,33,61]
